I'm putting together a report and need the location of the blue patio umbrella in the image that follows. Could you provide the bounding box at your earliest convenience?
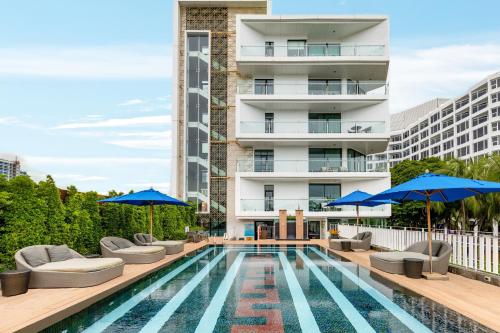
[370,172,500,273]
[99,188,189,243]
[326,190,396,239]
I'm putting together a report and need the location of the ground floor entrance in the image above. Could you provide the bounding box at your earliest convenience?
[254,221,274,240]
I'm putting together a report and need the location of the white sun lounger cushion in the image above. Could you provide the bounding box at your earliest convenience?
[36,258,123,273]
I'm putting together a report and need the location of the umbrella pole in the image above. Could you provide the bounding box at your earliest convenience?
[356,205,360,240]
[426,195,433,274]
[149,204,153,245]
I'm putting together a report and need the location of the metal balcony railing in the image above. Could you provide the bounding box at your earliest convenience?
[237,81,388,95]
[240,44,385,57]
[239,120,386,135]
[240,199,387,212]
[236,159,389,173]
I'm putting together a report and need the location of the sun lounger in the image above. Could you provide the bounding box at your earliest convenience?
[100,237,165,264]
[369,240,452,275]
[329,232,372,251]
[133,233,184,255]
[15,245,124,288]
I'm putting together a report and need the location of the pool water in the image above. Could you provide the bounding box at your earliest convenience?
[44,245,495,333]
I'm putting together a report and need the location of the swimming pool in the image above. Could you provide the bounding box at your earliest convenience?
[44,245,494,333]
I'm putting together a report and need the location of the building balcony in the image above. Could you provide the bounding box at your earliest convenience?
[237,81,388,100]
[236,120,389,150]
[240,43,385,58]
[236,159,389,177]
[238,198,389,217]
[239,120,386,135]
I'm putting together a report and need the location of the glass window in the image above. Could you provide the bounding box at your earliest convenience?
[420,120,428,129]
[308,113,341,133]
[472,112,488,126]
[309,184,341,211]
[473,126,487,139]
[254,79,274,95]
[347,149,366,172]
[457,133,469,146]
[457,146,470,157]
[441,105,454,117]
[308,79,341,95]
[309,148,342,172]
[265,41,274,57]
[492,107,500,118]
[456,109,470,121]
[420,130,428,139]
[430,134,441,145]
[492,92,500,103]
[442,128,454,140]
[431,123,440,134]
[431,145,441,155]
[287,40,306,57]
[473,140,488,152]
[254,150,274,172]
[430,113,440,123]
[442,116,454,128]
[443,140,454,151]
[456,121,469,133]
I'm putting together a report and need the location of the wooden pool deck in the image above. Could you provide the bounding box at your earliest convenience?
[0,238,499,332]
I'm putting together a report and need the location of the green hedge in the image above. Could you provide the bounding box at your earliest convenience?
[0,175,197,271]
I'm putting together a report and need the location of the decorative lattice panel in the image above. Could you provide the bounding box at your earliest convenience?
[187,7,228,235]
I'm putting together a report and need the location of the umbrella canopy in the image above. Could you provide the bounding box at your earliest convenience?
[98,189,189,243]
[370,173,500,274]
[326,190,395,207]
[99,188,189,206]
[326,190,396,239]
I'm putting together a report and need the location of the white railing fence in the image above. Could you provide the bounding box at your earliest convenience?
[337,224,500,275]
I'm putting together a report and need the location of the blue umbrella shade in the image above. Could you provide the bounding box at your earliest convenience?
[326,190,396,207]
[370,173,500,202]
[99,188,189,206]
[370,173,500,275]
[98,189,189,243]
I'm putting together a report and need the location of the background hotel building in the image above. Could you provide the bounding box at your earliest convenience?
[172,0,392,239]
[367,72,500,170]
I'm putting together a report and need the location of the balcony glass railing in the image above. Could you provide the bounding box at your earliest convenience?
[240,120,386,134]
[237,81,388,95]
[240,199,387,212]
[240,44,385,57]
[236,159,388,173]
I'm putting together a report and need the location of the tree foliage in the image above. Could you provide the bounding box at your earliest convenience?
[390,156,500,231]
[0,175,198,270]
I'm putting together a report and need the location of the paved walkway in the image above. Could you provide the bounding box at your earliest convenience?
[1,238,499,332]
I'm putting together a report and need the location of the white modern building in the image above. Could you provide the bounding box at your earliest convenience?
[369,72,500,169]
[0,157,23,180]
[172,0,392,239]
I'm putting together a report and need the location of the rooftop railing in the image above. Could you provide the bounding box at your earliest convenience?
[240,44,385,57]
[239,120,386,135]
[237,81,388,96]
[236,159,388,173]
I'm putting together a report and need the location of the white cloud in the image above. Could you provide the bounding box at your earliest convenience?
[106,139,172,150]
[125,181,171,193]
[51,173,108,182]
[53,115,171,129]
[119,99,145,106]
[390,43,500,112]
[24,156,170,167]
[0,45,171,79]
[0,117,20,125]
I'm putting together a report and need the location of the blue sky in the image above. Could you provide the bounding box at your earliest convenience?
[1,0,499,194]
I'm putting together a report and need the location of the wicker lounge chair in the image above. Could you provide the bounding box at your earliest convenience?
[100,237,165,264]
[187,231,202,243]
[329,232,372,251]
[133,233,184,255]
[15,245,124,288]
[369,240,452,275]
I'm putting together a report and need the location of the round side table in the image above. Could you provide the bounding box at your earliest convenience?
[404,258,424,279]
[0,269,31,297]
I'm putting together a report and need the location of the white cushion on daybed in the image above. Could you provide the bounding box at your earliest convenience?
[115,246,164,254]
[371,251,436,263]
[35,258,123,273]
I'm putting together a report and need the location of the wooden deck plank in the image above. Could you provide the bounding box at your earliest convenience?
[1,238,499,332]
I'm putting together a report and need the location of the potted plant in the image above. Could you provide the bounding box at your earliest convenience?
[329,229,339,239]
